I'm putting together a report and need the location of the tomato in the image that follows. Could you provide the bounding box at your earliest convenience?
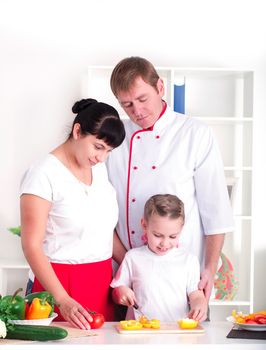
[256,318,266,324]
[245,319,258,324]
[254,314,266,322]
[87,309,105,329]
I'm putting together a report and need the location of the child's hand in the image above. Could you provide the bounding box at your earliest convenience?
[112,285,136,307]
[187,305,207,322]
[188,290,208,322]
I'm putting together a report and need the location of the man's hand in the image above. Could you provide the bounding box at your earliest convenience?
[200,234,225,301]
[198,268,214,301]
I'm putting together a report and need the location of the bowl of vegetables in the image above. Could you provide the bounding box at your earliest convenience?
[0,288,68,341]
[1,288,57,325]
[227,309,266,331]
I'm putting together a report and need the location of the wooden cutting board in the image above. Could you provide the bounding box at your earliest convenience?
[115,322,205,334]
[52,322,99,338]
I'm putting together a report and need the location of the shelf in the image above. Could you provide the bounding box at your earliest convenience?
[157,67,253,77]
[0,260,29,269]
[195,117,253,122]
[233,215,252,220]
[224,167,252,171]
[0,261,29,295]
[209,300,251,306]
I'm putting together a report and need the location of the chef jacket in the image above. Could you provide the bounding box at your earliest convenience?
[106,104,234,264]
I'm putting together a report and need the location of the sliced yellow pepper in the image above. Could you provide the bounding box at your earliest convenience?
[232,309,237,318]
[138,315,160,329]
[257,310,266,315]
[138,315,149,324]
[149,319,161,329]
[236,317,245,324]
[178,318,199,329]
[120,320,143,330]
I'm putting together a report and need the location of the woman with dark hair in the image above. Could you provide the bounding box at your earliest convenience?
[20,99,126,329]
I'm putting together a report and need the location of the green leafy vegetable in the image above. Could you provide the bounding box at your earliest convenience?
[8,226,21,237]
[0,296,16,331]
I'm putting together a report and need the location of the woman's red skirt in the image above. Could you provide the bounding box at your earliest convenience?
[31,258,114,321]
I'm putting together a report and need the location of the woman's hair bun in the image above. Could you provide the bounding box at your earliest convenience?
[72,98,98,114]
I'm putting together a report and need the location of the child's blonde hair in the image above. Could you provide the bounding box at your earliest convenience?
[144,194,185,223]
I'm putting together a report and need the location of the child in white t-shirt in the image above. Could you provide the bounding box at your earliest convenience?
[111,194,207,322]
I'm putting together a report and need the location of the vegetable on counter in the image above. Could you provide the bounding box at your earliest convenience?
[120,314,161,331]
[0,320,7,339]
[0,288,67,341]
[25,291,55,316]
[0,288,26,320]
[120,320,143,330]
[26,297,52,320]
[86,309,105,329]
[138,315,160,329]
[178,318,199,329]
[232,309,266,324]
[0,288,26,339]
[5,324,68,341]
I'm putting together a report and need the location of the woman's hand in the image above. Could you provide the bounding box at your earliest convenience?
[112,285,136,307]
[57,295,93,330]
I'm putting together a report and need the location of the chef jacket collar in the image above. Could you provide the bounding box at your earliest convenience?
[145,100,167,131]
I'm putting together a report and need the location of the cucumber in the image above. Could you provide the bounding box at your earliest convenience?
[6,324,68,341]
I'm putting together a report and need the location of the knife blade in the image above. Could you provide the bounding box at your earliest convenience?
[133,303,146,318]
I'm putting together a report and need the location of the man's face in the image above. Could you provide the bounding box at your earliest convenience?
[116,76,165,129]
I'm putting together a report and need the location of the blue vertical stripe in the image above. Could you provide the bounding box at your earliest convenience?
[173,84,185,114]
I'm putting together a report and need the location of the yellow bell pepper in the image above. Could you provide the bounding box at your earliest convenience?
[138,315,160,329]
[178,318,199,329]
[148,319,161,329]
[26,297,52,320]
[257,310,266,315]
[120,320,143,330]
[138,315,149,324]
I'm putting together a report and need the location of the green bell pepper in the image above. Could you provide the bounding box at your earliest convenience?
[25,291,55,316]
[0,288,26,320]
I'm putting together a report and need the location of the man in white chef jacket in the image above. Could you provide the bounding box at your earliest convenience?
[106,56,234,306]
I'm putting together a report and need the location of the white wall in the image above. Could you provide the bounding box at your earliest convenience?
[0,0,265,310]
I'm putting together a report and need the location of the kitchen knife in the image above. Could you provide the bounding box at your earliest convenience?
[133,303,146,318]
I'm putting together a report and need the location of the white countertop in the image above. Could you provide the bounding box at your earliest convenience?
[2,321,266,349]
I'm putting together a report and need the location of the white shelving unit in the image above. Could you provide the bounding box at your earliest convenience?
[88,66,254,320]
[0,259,29,295]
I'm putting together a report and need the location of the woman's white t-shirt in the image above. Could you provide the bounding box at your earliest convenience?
[20,154,119,264]
[111,245,200,322]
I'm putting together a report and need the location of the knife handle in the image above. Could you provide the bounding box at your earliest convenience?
[133,303,139,310]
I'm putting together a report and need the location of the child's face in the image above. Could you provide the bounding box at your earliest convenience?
[141,214,183,256]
